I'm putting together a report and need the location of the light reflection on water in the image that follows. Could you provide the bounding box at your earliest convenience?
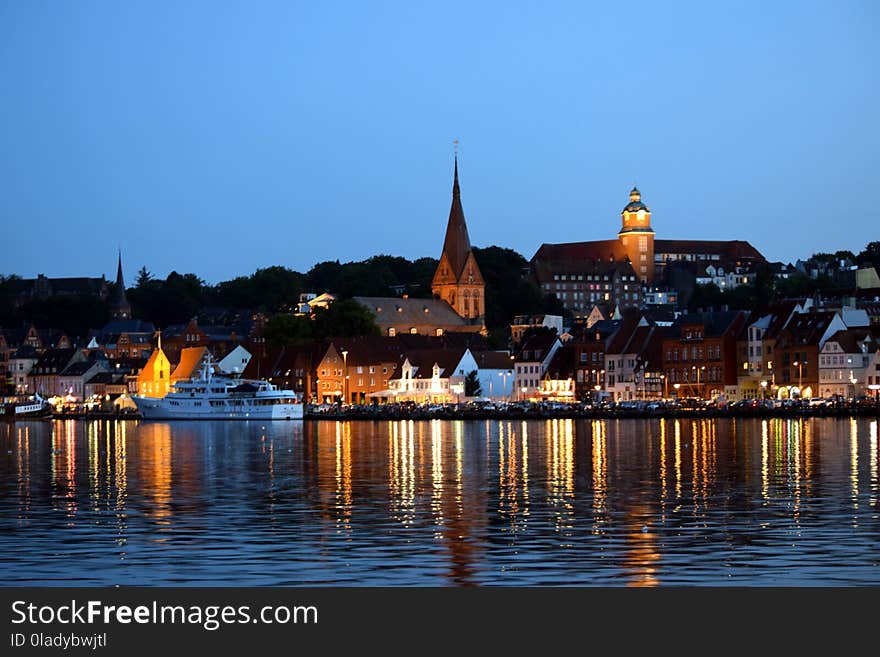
[1,417,879,586]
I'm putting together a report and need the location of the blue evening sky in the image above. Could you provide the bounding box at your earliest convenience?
[2,1,877,284]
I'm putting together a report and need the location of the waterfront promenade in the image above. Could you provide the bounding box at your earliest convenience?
[35,398,880,422]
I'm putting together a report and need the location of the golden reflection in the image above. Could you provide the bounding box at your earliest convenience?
[16,425,31,514]
[50,420,78,518]
[850,418,859,513]
[791,419,801,517]
[869,420,877,504]
[137,423,172,520]
[113,420,128,550]
[673,419,682,499]
[761,419,769,500]
[521,421,529,515]
[592,420,607,519]
[335,421,352,530]
[389,419,416,523]
[659,420,667,507]
[87,421,100,507]
[546,419,574,536]
[431,419,443,528]
[622,504,661,587]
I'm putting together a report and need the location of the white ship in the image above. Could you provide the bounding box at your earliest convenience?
[133,359,303,421]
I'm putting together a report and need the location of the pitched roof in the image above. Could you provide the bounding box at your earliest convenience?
[472,350,515,370]
[544,345,576,379]
[670,311,745,339]
[171,347,208,380]
[353,296,474,329]
[403,346,469,379]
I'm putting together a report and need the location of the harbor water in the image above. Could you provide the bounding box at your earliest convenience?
[1,417,878,585]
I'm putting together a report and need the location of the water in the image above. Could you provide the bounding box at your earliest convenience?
[1,417,878,586]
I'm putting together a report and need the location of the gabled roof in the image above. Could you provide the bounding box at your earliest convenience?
[472,350,515,370]
[516,332,560,361]
[403,347,469,379]
[171,347,208,380]
[32,348,80,371]
[353,296,474,329]
[669,311,745,339]
[544,345,576,379]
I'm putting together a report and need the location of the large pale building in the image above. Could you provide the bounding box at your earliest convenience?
[531,187,766,314]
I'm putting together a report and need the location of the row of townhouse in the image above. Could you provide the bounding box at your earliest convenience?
[735,300,876,399]
[242,334,515,405]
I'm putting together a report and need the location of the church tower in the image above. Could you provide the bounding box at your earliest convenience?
[618,186,655,283]
[431,156,485,322]
[109,251,132,320]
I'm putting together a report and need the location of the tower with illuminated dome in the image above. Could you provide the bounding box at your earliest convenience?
[618,186,655,284]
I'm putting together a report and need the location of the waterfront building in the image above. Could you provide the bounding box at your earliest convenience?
[569,318,618,399]
[773,310,845,399]
[661,311,746,400]
[382,347,477,404]
[818,327,880,397]
[603,314,666,401]
[7,345,39,394]
[58,356,108,402]
[537,345,577,402]
[217,345,252,375]
[315,339,400,404]
[471,350,515,400]
[28,348,86,397]
[513,332,562,400]
[136,345,172,398]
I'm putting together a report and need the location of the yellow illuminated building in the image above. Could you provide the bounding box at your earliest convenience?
[136,346,171,398]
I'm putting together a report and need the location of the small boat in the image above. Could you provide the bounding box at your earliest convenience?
[2,393,53,421]
[132,357,303,421]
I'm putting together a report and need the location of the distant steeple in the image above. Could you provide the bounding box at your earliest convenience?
[440,154,473,279]
[110,251,132,320]
[432,154,485,323]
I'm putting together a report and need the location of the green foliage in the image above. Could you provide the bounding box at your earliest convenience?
[17,296,108,338]
[128,271,206,327]
[304,255,436,298]
[473,246,569,332]
[464,370,482,397]
[214,266,305,311]
[263,314,314,347]
[312,299,381,339]
[135,266,153,288]
[858,241,880,269]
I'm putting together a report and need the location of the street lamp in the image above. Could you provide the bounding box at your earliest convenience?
[793,360,806,396]
[661,373,667,399]
[673,382,681,398]
[341,349,348,404]
[691,365,705,399]
[520,386,527,402]
[760,379,768,399]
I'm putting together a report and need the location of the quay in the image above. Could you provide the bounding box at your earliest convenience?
[6,400,877,422]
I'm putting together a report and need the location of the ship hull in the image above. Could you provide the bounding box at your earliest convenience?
[133,397,303,421]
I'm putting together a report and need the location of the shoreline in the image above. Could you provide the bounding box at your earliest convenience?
[6,405,878,422]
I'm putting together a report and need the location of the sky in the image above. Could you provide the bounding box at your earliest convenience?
[1,1,877,284]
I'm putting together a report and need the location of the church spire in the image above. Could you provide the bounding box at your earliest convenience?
[110,250,132,320]
[431,153,485,325]
[439,154,472,279]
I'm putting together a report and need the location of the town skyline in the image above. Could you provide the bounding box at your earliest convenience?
[3,2,878,282]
